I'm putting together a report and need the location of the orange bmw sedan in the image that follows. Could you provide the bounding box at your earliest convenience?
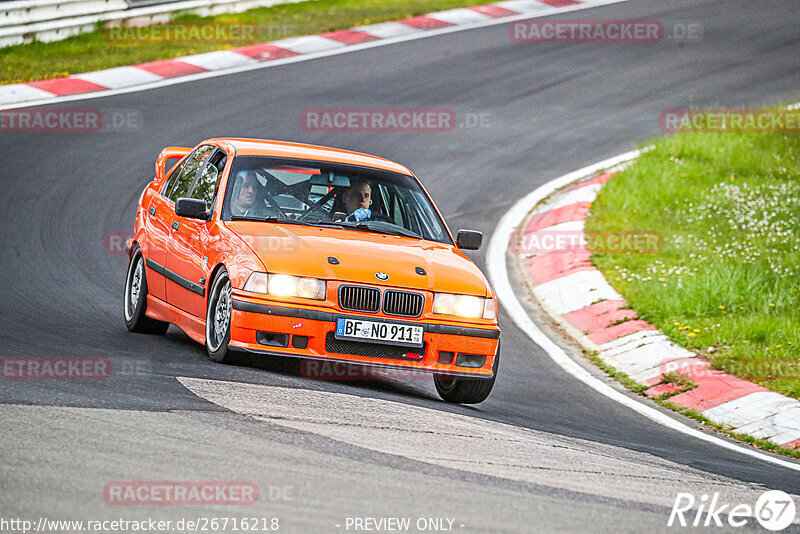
[124,138,500,403]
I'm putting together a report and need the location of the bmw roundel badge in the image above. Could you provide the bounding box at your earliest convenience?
[375,272,389,281]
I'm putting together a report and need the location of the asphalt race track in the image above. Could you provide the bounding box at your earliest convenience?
[2,0,800,532]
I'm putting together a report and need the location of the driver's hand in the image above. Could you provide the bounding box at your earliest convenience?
[346,208,371,222]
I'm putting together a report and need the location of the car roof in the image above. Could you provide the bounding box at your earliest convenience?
[207,138,414,176]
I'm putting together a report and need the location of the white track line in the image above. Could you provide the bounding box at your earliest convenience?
[0,0,631,111]
[486,149,800,471]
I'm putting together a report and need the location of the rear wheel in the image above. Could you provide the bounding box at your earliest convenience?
[434,344,500,404]
[123,246,169,335]
[206,269,232,363]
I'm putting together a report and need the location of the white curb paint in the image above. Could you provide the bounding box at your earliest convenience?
[179,50,258,70]
[72,65,164,89]
[533,270,624,315]
[270,35,346,54]
[0,83,56,105]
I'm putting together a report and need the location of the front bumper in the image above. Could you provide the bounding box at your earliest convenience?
[229,297,500,378]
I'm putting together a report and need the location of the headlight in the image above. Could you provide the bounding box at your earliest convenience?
[433,293,495,319]
[243,273,326,300]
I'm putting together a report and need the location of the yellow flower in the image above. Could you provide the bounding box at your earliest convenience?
[766,347,770,351]
[770,303,775,307]
[718,305,725,309]
[659,277,666,281]
[693,329,700,333]
[688,333,696,338]
[777,344,781,348]
[740,306,744,310]
[730,175,735,180]
[633,209,638,214]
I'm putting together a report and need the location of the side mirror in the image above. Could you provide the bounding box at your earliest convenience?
[175,198,208,220]
[155,146,192,182]
[456,229,483,250]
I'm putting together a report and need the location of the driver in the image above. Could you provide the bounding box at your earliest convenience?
[342,180,372,222]
[231,170,270,218]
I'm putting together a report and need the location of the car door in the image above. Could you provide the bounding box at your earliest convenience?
[166,147,226,318]
[142,156,189,301]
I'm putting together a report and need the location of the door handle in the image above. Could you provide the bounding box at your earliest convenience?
[149,207,156,216]
[172,221,179,230]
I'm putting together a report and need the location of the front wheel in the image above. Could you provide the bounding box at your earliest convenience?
[123,246,169,335]
[434,344,499,404]
[206,269,233,363]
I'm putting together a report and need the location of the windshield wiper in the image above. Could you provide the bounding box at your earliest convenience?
[351,222,421,239]
[231,215,345,229]
[230,215,313,225]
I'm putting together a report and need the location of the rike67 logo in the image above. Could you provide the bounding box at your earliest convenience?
[669,491,796,530]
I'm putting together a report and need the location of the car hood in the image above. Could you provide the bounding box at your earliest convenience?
[225,221,489,296]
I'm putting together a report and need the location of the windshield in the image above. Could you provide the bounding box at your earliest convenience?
[222,156,452,244]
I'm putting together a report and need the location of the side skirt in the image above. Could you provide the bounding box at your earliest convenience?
[146,294,205,344]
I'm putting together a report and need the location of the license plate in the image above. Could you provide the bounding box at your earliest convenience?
[335,318,424,348]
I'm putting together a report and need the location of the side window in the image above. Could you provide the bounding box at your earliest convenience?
[392,193,406,227]
[191,151,227,208]
[167,145,215,201]
[161,157,187,196]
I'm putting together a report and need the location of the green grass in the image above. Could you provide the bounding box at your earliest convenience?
[0,0,497,85]
[585,112,800,400]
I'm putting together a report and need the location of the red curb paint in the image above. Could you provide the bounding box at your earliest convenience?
[783,438,800,449]
[232,43,299,61]
[469,5,518,17]
[566,171,616,192]
[646,382,683,397]
[321,30,380,44]
[522,246,593,285]
[536,0,581,6]
[136,60,207,78]
[25,77,107,96]
[524,202,591,233]
[399,16,453,30]
[669,365,769,412]
[563,300,633,332]
[587,320,655,345]
[640,358,709,386]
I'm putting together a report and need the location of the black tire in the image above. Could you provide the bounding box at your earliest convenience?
[205,268,232,363]
[124,246,169,335]
[434,343,500,404]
